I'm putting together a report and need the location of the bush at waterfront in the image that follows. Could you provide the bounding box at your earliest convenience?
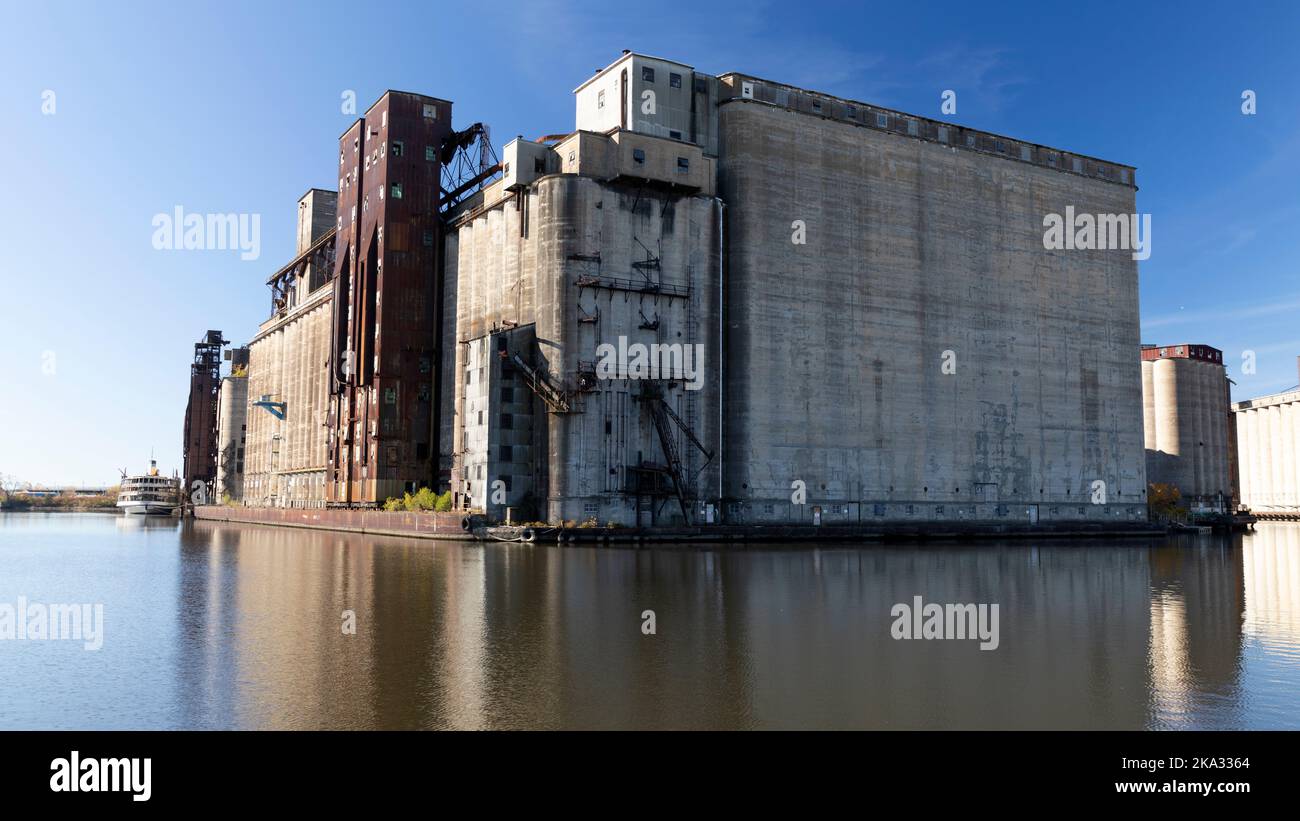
[382,488,453,513]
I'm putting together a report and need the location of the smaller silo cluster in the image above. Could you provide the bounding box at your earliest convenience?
[1141,344,1234,510]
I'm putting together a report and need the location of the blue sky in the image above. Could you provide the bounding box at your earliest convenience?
[1,0,1297,485]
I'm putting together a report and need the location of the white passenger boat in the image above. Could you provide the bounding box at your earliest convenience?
[116,461,180,516]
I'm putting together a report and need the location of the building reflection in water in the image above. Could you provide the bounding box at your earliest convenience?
[170,521,1300,729]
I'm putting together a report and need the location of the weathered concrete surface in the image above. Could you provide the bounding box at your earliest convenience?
[245,286,333,507]
[716,99,1146,524]
[447,147,721,526]
[215,374,248,502]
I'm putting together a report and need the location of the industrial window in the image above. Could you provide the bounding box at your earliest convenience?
[1020,145,1032,161]
[694,77,707,93]
[1045,151,1057,166]
[937,127,948,142]
[676,157,690,173]
[907,119,918,136]
[422,230,433,247]
[498,445,512,463]
[597,90,605,109]
[632,148,645,165]
[1072,157,1083,173]
[642,66,655,82]
[425,145,435,162]
[501,386,514,403]
[966,134,976,148]
[811,100,822,113]
[534,156,545,173]
[391,141,403,157]
[584,501,599,515]
[381,110,387,128]
[875,113,888,128]
[503,162,510,177]
[847,106,856,119]
[1120,168,1130,183]
[499,413,513,430]
[669,129,682,140]
[390,183,402,199]
[670,72,682,88]
[995,139,1006,153]
[422,103,437,119]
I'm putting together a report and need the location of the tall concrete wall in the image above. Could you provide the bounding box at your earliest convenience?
[245,287,333,507]
[1234,389,1300,515]
[716,98,1146,525]
[447,165,721,526]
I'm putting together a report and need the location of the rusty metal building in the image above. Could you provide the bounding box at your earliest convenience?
[325,92,501,507]
[182,330,226,499]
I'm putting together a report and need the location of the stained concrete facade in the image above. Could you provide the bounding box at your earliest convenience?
[1140,344,1234,510]
[713,74,1146,526]
[1233,363,1300,517]
[445,128,721,525]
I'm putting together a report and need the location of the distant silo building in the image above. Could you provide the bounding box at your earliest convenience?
[1232,358,1300,518]
[1140,343,1235,511]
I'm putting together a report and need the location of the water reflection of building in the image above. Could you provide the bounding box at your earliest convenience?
[1146,539,1245,727]
[1242,523,1300,646]
[171,526,1264,729]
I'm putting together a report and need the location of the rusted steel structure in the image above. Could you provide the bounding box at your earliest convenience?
[327,92,454,506]
[182,330,226,498]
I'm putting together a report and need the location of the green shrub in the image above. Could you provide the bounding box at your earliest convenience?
[400,487,441,512]
[434,491,453,512]
[382,497,402,512]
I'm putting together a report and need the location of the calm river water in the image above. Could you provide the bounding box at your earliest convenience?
[1,511,1298,729]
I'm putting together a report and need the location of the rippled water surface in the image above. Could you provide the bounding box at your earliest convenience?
[1,512,1297,729]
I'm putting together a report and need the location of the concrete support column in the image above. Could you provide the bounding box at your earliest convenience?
[1248,407,1258,509]
[1274,400,1294,509]
[1237,407,1248,506]
[1291,403,1300,513]
[1268,405,1279,509]
[1142,360,1157,448]
[1153,358,1181,492]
